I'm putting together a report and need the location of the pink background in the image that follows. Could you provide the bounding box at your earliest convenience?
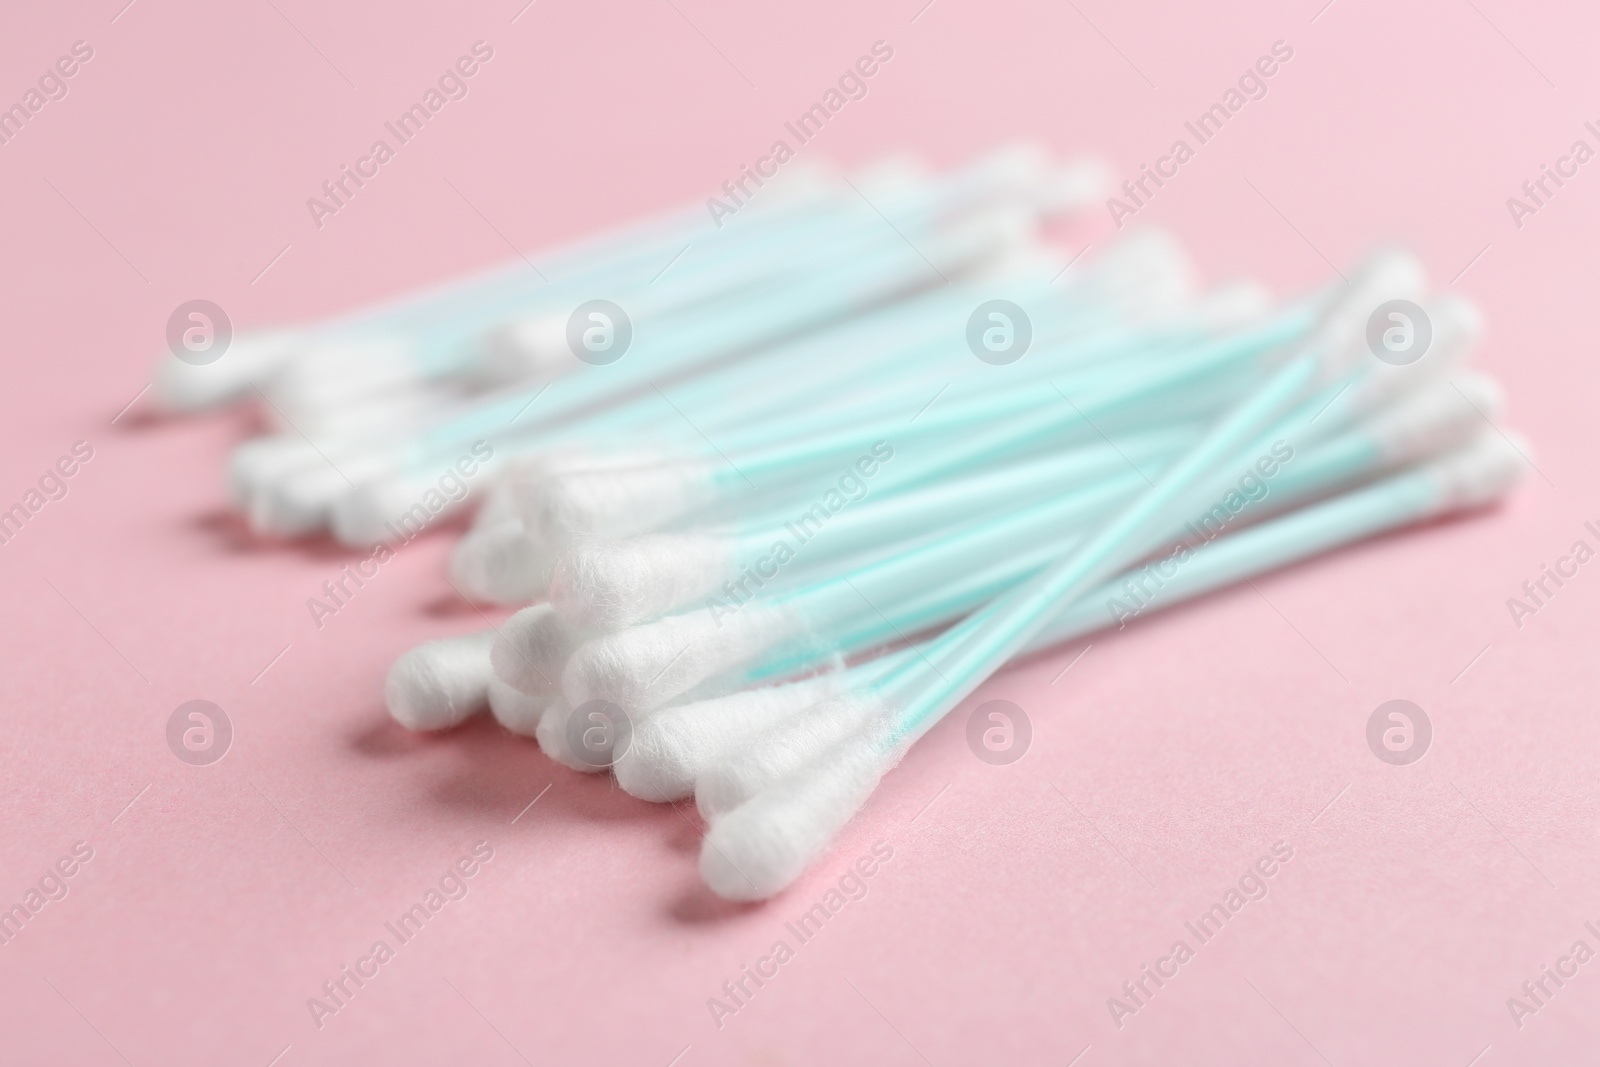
[2,0,1597,1062]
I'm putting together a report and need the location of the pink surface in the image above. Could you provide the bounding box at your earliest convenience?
[1,0,1597,1063]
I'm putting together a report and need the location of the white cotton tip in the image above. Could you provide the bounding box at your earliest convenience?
[1194,282,1274,330]
[448,519,552,605]
[384,630,497,731]
[529,461,718,550]
[1317,248,1428,377]
[1079,227,1196,322]
[548,533,736,632]
[534,698,637,773]
[1347,248,1428,312]
[475,316,579,385]
[614,676,843,802]
[976,241,1070,283]
[247,449,395,538]
[226,435,323,509]
[534,699,585,770]
[481,312,569,377]
[1429,431,1528,510]
[151,329,303,413]
[967,141,1050,197]
[489,603,587,705]
[261,335,420,418]
[247,466,346,538]
[495,448,661,530]
[472,481,521,532]
[942,204,1038,274]
[1040,157,1113,215]
[700,731,891,901]
[1338,294,1481,419]
[283,386,444,441]
[1369,374,1501,463]
[695,692,884,820]
[751,157,838,206]
[562,603,801,713]
[331,471,474,549]
[851,153,930,198]
[1426,293,1485,355]
[487,675,546,736]
[502,447,664,500]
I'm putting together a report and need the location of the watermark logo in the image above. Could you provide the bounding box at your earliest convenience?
[1107,441,1294,629]
[0,440,94,548]
[566,300,632,365]
[166,300,232,366]
[707,443,894,626]
[1506,123,1600,230]
[1107,841,1294,1029]
[1107,39,1294,228]
[1506,522,1600,630]
[564,699,633,768]
[966,300,1032,365]
[1505,920,1600,1030]
[306,41,495,229]
[0,40,95,149]
[966,699,1031,765]
[307,841,494,1029]
[1366,699,1430,765]
[0,841,94,948]
[307,441,496,631]
[1365,299,1431,366]
[166,700,232,766]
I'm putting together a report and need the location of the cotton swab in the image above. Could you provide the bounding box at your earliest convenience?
[490,467,1142,760]
[250,200,1039,539]
[227,175,947,502]
[616,655,910,802]
[614,398,1510,805]
[299,169,1155,550]
[274,146,1087,442]
[449,512,556,606]
[512,361,1482,768]
[499,300,1370,713]
[671,249,1425,883]
[383,630,497,731]
[1034,432,1525,648]
[488,296,1440,742]
[515,306,1311,556]
[697,431,1526,898]
[382,628,572,735]
[425,260,1497,825]
[614,674,853,800]
[499,419,1182,718]
[486,603,579,715]
[439,252,1217,601]
[545,428,1199,632]
[658,367,1499,805]
[883,250,1424,695]
[486,675,546,736]
[685,379,1500,817]
[241,219,1180,548]
[551,468,1156,716]
[151,160,849,414]
[225,189,985,518]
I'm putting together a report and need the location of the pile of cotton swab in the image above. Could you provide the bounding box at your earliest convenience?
[152,144,1526,903]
